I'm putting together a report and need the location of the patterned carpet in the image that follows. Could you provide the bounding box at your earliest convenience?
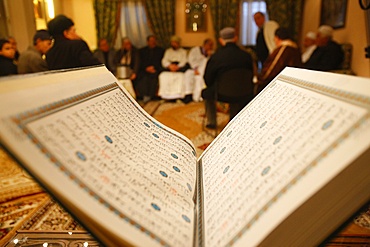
[0,148,48,246]
[0,100,369,246]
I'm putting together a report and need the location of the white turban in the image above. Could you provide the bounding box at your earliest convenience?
[318,25,333,38]
[306,31,316,40]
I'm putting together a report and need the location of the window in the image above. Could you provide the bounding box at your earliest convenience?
[117,0,151,49]
[239,0,268,46]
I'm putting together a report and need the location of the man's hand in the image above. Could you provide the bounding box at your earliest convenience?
[168,64,180,72]
[146,66,156,74]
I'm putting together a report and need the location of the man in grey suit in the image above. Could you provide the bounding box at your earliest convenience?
[93,38,116,74]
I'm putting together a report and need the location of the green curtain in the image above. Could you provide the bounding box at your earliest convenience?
[144,0,175,48]
[93,0,121,48]
[264,0,304,43]
[208,0,240,41]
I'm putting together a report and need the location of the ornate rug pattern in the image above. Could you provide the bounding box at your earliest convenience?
[1,100,369,246]
[0,149,44,204]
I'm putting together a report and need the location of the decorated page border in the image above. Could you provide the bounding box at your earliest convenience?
[11,82,196,247]
[222,75,370,246]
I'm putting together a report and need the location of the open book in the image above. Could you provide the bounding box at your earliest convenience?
[0,66,369,246]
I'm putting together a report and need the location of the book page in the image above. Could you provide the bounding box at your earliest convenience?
[199,74,369,247]
[0,67,197,247]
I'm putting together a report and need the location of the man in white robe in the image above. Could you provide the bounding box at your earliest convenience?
[158,36,189,100]
[183,38,214,103]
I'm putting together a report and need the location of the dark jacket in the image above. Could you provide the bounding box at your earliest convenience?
[0,55,17,76]
[138,45,165,79]
[304,40,344,71]
[258,41,302,93]
[93,49,116,74]
[114,46,140,75]
[204,42,254,89]
[46,36,100,70]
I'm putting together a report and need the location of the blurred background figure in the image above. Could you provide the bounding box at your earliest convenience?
[46,15,100,70]
[257,27,302,94]
[158,35,189,101]
[0,39,17,76]
[18,30,52,74]
[93,38,116,74]
[301,31,317,64]
[136,35,164,103]
[114,37,139,82]
[7,36,20,62]
[304,25,344,71]
[202,27,254,129]
[253,11,279,69]
[183,38,214,103]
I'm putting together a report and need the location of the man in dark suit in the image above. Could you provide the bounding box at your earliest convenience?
[304,25,344,71]
[46,15,100,70]
[135,35,164,102]
[202,27,254,129]
[253,12,279,69]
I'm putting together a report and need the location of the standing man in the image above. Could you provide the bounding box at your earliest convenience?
[18,30,52,74]
[136,35,165,103]
[253,12,279,68]
[46,15,100,70]
[93,38,116,74]
[202,27,254,129]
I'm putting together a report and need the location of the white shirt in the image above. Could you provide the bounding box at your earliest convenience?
[187,46,207,70]
[302,45,317,63]
[263,20,280,54]
[161,47,187,68]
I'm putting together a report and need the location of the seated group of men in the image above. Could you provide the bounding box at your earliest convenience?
[96,34,215,104]
[100,27,255,130]
[0,13,345,131]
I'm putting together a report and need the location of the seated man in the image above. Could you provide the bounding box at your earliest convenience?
[183,38,214,103]
[7,36,20,62]
[18,30,52,74]
[257,27,302,93]
[304,25,344,71]
[0,39,17,76]
[46,15,100,70]
[202,27,254,129]
[158,35,189,101]
[114,37,139,82]
[136,35,165,102]
[93,38,116,74]
[113,37,139,98]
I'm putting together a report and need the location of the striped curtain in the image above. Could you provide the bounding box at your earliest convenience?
[93,0,121,48]
[118,0,151,48]
[208,0,240,41]
[144,0,175,48]
[265,0,304,43]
